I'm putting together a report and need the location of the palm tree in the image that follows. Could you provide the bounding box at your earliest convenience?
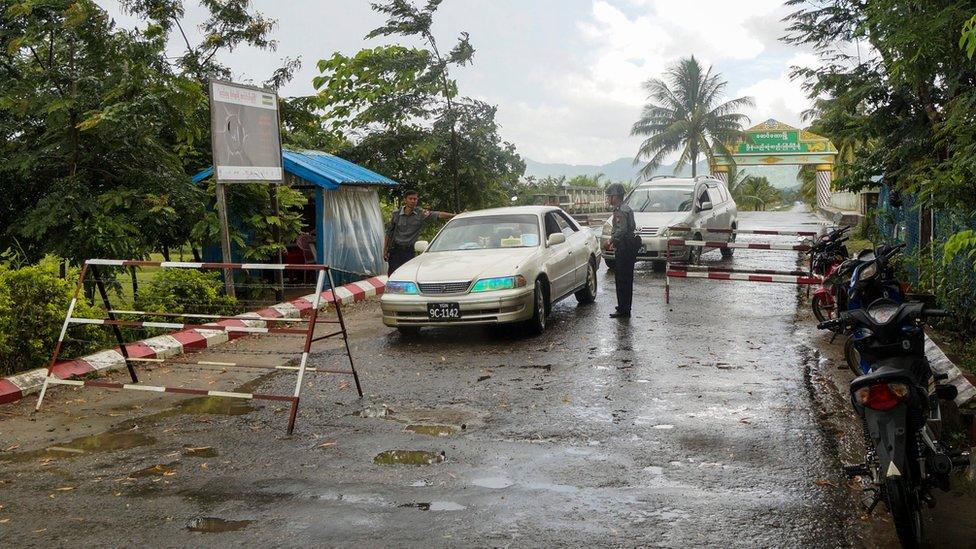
[632,56,754,178]
[733,176,782,211]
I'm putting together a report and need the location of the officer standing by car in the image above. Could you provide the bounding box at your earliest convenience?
[605,183,637,318]
[384,190,456,275]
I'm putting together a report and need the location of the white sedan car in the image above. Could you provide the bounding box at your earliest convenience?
[381,206,601,335]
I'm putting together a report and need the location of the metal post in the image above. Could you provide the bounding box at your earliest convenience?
[665,233,671,305]
[215,181,236,298]
[36,263,89,411]
[270,183,285,302]
[90,264,138,384]
[287,268,326,435]
[328,267,364,398]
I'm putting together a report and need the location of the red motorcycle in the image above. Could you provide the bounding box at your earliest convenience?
[809,226,851,323]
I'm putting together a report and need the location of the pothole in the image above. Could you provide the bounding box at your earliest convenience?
[373,450,445,466]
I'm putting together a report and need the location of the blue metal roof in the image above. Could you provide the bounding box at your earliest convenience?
[191,149,398,190]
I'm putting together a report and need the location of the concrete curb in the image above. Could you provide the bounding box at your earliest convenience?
[925,334,976,412]
[0,275,388,405]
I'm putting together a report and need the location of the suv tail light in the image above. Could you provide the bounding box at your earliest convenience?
[854,382,910,411]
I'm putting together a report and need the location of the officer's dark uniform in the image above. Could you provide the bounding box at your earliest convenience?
[609,186,638,317]
[386,207,443,275]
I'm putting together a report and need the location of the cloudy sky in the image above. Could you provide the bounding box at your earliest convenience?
[99,0,819,165]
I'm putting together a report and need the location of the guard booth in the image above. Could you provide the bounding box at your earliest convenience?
[193,149,398,283]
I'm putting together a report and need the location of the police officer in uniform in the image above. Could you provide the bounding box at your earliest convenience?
[605,183,637,318]
[384,190,456,276]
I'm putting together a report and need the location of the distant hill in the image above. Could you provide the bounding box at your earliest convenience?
[523,156,706,183]
[523,156,802,189]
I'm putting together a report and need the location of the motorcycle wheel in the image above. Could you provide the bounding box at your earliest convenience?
[812,294,835,323]
[845,337,861,374]
[885,478,923,549]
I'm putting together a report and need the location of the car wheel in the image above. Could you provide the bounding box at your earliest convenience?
[604,257,615,271]
[575,260,597,304]
[397,326,420,337]
[721,226,735,259]
[526,280,548,335]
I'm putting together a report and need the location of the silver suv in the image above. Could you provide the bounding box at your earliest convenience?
[601,176,738,268]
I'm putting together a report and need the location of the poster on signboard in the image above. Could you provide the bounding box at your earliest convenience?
[209,80,283,182]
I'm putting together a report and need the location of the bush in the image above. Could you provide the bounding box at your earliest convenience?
[134,269,240,318]
[0,258,110,377]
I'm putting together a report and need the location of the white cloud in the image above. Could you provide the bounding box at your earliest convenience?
[735,52,821,129]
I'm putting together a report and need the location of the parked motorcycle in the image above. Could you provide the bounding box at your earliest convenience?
[809,226,852,323]
[818,301,969,548]
[835,244,908,373]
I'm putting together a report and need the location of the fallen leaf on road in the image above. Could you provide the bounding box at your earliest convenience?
[813,479,838,488]
[54,486,75,491]
[317,441,338,448]
[199,463,208,470]
[0,518,10,524]
[4,444,19,452]
[477,375,491,382]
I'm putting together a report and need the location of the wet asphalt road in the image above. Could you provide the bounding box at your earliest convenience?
[0,209,870,547]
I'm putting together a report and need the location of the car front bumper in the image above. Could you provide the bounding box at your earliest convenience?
[381,287,536,327]
[600,235,688,261]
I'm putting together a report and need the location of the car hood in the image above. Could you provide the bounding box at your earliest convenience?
[392,248,538,282]
[631,212,691,233]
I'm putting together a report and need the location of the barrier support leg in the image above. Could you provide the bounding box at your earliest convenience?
[329,268,364,398]
[91,265,138,383]
[287,269,326,435]
[36,263,89,411]
[665,237,671,304]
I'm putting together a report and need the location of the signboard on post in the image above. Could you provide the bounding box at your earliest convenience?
[209,81,284,297]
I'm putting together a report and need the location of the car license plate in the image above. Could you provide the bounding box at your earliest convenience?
[427,302,461,320]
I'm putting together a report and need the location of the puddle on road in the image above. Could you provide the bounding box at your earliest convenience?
[182,446,219,458]
[166,396,254,416]
[471,477,513,489]
[404,424,457,437]
[373,450,445,466]
[0,430,155,463]
[399,501,466,511]
[186,517,252,533]
[357,404,478,433]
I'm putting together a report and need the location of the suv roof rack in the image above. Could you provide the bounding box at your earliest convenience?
[649,175,671,180]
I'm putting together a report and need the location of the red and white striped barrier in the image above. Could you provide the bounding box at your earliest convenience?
[667,238,812,252]
[32,260,373,434]
[664,227,817,304]
[668,227,818,237]
[666,269,822,285]
[0,272,387,406]
[667,264,812,277]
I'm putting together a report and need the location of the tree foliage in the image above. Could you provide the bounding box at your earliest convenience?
[631,56,753,178]
[313,1,524,212]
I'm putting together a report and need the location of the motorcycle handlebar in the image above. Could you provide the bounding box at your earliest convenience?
[923,308,952,318]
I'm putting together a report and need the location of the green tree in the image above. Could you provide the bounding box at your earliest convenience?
[732,176,781,211]
[631,56,754,178]
[312,2,524,211]
[0,0,205,267]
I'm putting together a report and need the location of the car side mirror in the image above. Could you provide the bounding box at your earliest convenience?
[698,201,713,212]
[547,233,566,246]
[414,240,429,254]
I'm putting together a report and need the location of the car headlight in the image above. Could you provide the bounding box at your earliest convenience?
[386,281,419,294]
[470,275,527,293]
[859,262,878,280]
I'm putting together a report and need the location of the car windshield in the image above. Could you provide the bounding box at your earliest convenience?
[428,214,541,252]
[627,186,694,212]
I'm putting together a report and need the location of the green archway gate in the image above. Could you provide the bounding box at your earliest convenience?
[710,119,838,209]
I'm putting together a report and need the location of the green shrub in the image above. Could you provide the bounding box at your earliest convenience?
[134,269,240,318]
[0,257,110,377]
